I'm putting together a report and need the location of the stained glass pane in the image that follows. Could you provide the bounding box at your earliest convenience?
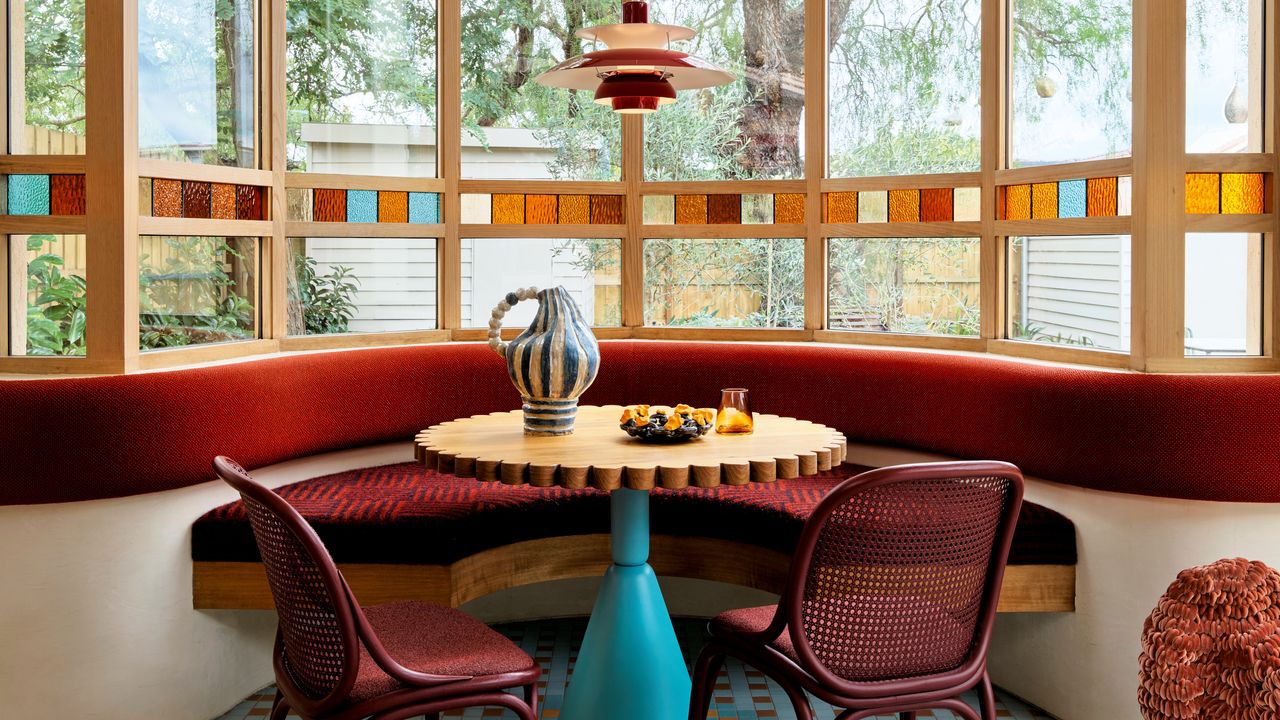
[379,191,410,223]
[1011,0,1131,166]
[1184,173,1221,214]
[675,195,709,225]
[464,238,621,326]
[1221,173,1264,214]
[1085,177,1118,217]
[644,238,804,327]
[858,191,888,223]
[1185,233,1261,355]
[1004,185,1031,221]
[643,196,675,224]
[887,190,919,223]
[708,195,742,225]
[49,175,86,216]
[491,194,525,224]
[825,192,858,223]
[590,195,624,224]
[153,178,182,218]
[409,192,441,224]
[920,189,953,222]
[459,194,491,223]
[289,237,438,334]
[16,0,86,154]
[10,234,88,356]
[1118,176,1133,215]
[1058,180,1087,218]
[742,195,774,224]
[774,194,805,223]
[138,236,258,349]
[829,237,979,335]
[954,188,981,222]
[1187,1,1262,152]
[557,195,590,224]
[287,188,312,222]
[526,195,558,224]
[1008,235,1131,351]
[236,186,264,221]
[347,190,378,223]
[314,189,347,222]
[212,183,237,219]
[183,182,212,219]
[1031,183,1058,220]
[139,178,154,216]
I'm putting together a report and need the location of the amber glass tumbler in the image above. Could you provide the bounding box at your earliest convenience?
[716,388,754,434]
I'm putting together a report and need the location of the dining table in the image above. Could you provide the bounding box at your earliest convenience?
[416,404,846,720]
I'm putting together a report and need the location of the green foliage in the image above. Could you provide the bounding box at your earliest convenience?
[24,236,87,356]
[293,254,361,335]
[1013,321,1097,348]
[138,237,256,349]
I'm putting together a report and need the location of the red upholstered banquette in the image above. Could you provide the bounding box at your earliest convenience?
[2,340,1278,505]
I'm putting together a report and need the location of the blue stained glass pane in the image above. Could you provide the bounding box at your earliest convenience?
[347,190,378,222]
[1058,179,1087,219]
[409,192,440,224]
[8,174,51,215]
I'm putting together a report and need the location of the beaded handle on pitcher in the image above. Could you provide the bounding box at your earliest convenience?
[488,287,540,357]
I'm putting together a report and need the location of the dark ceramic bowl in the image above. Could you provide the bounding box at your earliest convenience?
[620,413,713,443]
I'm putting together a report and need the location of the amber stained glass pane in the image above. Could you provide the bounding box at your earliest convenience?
[314,188,346,222]
[675,195,708,224]
[1030,183,1058,219]
[491,194,526,223]
[1184,173,1220,214]
[212,183,237,219]
[1004,185,1031,220]
[525,194,558,224]
[888,189,920,222]
[1086,177,1118,217]
[1221,173,1265,214]
[920,188,952,222]
[558,195,590,224]
[153,178,182,218]
[236,185,263,220]
[378,191,409,223]
[590,194,624,224]
[708,194,742,224]
[49,174,86,216]
[774,193,805,223]
[824,192,857,223]
[183,181,212,218]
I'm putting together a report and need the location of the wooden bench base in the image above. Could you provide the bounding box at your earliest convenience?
[193,534,1076,613]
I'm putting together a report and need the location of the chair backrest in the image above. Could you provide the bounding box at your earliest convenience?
[782,461,1023,695]
[212,456,360,715]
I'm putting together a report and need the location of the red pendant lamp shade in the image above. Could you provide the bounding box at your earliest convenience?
[535,1,733,115]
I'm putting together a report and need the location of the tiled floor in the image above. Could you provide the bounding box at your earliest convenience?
[217,617,1057,720]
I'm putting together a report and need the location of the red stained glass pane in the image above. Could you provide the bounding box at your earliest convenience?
[1085,177,1118,217]
[774,193,805,223]
[1031,183,1058,219]
[153,178,182,218]
[236,185,263,220]
[590,195,624,224]
[183,181,212,218]
[888,189,920,222]
[675,195,708,224]
[824,192,857,223]
[378,191,409,223]
[920,188,953,222]
[708,194,742,224]
[492,194,526,223]
[558,195,590,223]
[211,183,236,219]
[314,188,346,222]
[1221,173,1265,214]
[526,194,558,224]
[49,174,86,216]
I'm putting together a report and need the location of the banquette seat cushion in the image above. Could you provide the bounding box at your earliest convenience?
[192,462,1077,567]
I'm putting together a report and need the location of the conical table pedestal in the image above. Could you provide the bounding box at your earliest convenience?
[559,488,691,720]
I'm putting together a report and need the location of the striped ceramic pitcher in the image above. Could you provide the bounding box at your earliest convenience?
[488,286,601,435]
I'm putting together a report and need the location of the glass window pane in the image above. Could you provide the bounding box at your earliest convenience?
[288,237,438,334]
[1010,0,1131,167]
[287,0,438,175]
[643,0,805,181]
[138,0,257,167]
[9,234,87,356]
[1008,235,1131,351]
[460,1,620,181]
[1187,0,1263,152]
[464,238,621,327]
[13,0,86,154]
[827,0,980,177]
[828,238,979,336]
[138,236,259,349]
[644,238,804,327]
[1184,233,1261,356]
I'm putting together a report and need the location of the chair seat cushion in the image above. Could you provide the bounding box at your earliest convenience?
[350,601,535,704]
[712,604,799,662]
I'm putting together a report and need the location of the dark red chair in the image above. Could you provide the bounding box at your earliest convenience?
[688,461,1025,720]
[212,456,541,720]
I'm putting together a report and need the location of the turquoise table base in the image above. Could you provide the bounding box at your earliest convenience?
[559,488,692,720]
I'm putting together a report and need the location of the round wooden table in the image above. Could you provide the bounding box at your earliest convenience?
[415,406,847,720]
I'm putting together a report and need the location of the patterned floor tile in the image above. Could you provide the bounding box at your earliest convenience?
[215,618,1057,720]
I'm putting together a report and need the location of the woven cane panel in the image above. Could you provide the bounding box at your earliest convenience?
[242,493,349,702]
[801,476,1009,681]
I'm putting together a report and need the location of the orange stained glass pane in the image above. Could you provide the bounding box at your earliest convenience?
[675,194,708,224]
[1085,177,1118,217]
[708,194,742,224]
[525,194,558,224]
[1184,173,1220,214]
[153,178,182,218]
[774,193,805,223]
[824,192,857,223]
[919,188,953,222]
[1031,183,1058,219]
[888,189,920,222]
[1004,184,1031,220]
[211,183,237,219]
[590,194,624,224]
[1221,173,1265,214]
[558,194,590,223]
[491,194,526,223]
[378,191,409,223]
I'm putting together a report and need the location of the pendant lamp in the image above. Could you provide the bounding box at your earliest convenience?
[535,0,734,114]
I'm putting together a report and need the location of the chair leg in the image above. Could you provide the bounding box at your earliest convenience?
[978,672,997,720]
[268,689,289,720]
[523,681,539,717]
[899,713,918,720]
[687,643,726,720]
